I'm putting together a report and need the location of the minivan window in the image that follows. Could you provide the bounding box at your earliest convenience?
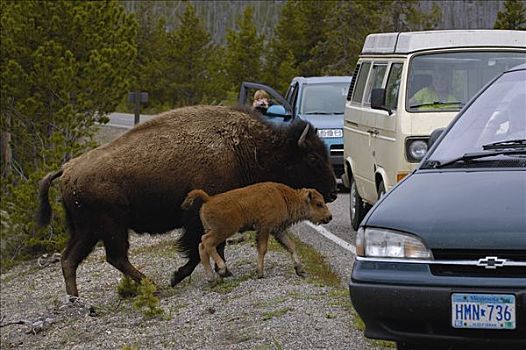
[300,83,349,115]
[425,69,526,167]
[385,63,403,111]
[364,63,387,105]
[407,51,526,113]
[351,62,371,104]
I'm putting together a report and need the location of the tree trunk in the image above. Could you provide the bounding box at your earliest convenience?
[1,130,12,178]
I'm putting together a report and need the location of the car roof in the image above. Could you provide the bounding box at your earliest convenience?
[291,76,352,85]
[362,30,526,54]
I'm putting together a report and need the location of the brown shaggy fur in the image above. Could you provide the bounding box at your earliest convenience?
[37,105,337,297]
[181,182,332,282]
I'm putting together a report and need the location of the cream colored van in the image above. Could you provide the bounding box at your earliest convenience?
[343,30,526,230]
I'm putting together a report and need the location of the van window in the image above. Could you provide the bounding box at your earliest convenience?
[407,51,526,112]
[351,62,371,103]
[385,63,403,111]
[364,63,388,105]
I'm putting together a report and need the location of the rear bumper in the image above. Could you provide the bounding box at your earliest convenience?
[350,262,526,346]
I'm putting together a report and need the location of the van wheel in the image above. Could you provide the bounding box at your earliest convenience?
[377,180,386,199]
[350,175,366,231]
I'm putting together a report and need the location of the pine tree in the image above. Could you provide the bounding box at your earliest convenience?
[167,3,215,107]
[264,0,334,86]
[131,1,171,111]
[223,6,264,94]
[312,0,441,76]
[494,0,526,30]
[0,0,137,265]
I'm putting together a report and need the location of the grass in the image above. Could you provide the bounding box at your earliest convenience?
[262,307,291,321]
[210,272,254,294]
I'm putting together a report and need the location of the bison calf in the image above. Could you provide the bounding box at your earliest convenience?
[181,182,332,283]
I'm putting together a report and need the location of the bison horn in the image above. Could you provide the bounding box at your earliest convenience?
[298,124,310,148]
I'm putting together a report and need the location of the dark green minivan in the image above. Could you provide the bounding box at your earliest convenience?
[350,63,526,349]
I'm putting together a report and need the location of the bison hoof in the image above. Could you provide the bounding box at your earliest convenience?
[295,266,307,278]
[170,271,185,287]
[257,272,264,279]
[214,265,233,278]
[218,268,232,278]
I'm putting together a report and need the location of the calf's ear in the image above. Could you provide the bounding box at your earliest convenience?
[302,189,314,203]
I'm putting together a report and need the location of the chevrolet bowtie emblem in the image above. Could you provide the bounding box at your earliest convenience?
[476,256,506,269]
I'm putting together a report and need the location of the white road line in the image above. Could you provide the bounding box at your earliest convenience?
[305,222,356,255]
[103,123,132,129]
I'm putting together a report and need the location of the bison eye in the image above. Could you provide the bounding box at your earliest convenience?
[316,203,324,208]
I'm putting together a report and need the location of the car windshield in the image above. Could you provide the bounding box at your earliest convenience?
[423,69,526,168]
[407,51,526,112]
[299,83,349,115]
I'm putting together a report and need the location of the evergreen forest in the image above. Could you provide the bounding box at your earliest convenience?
[1,0,524,268]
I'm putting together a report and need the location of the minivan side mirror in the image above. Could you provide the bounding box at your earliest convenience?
[428,128,445,147]
[266,104,292,120]
[371,88,392,115]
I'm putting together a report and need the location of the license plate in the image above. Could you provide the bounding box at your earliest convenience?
[452,293,516,329]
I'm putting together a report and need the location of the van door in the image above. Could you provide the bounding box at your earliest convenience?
[372,62,403,192]
[345,62,373,202]
[357,62,389,203]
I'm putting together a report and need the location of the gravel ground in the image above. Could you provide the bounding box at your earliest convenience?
[0,228,392,350]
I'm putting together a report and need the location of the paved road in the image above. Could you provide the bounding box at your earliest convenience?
[105,112,154,129]
[294,193,357,288]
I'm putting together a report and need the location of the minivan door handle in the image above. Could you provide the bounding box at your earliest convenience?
[367,128,379,136]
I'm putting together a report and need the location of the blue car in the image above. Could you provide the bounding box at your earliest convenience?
[239,76,352,183]
[350,63,526,349]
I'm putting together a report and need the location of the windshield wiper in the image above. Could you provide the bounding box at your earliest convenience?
[409,101,464,109]
[429,149,526,168]
[482,139,526,150]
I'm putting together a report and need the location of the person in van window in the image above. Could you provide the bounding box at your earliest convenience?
[252,89,270,114]
[409,67,458,109]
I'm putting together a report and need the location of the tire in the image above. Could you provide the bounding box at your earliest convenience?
[350,175,366,231]
[377,180,386,200]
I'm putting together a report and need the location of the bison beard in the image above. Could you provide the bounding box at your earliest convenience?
[36,105,337,297]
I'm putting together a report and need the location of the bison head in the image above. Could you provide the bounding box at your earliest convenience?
[278,120,338,203]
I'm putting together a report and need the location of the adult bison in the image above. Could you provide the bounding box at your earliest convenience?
[37,105,337,297]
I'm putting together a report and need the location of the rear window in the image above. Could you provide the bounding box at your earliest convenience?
[300,83,350,115]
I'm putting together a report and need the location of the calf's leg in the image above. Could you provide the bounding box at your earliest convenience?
[201,231,229,278]
[256,231,270,278]
[273,231,306,277]
[198,241,216,283]
[214,242,233,277]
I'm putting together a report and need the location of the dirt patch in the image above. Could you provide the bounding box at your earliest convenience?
[0,230,388,350]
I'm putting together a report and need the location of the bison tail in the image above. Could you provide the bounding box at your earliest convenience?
[181,189,210,210]
[36,169,63,227]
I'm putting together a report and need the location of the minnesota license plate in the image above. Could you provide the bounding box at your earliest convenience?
[451,293,516,329]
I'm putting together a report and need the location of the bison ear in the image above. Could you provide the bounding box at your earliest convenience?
[297,124,310,148]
